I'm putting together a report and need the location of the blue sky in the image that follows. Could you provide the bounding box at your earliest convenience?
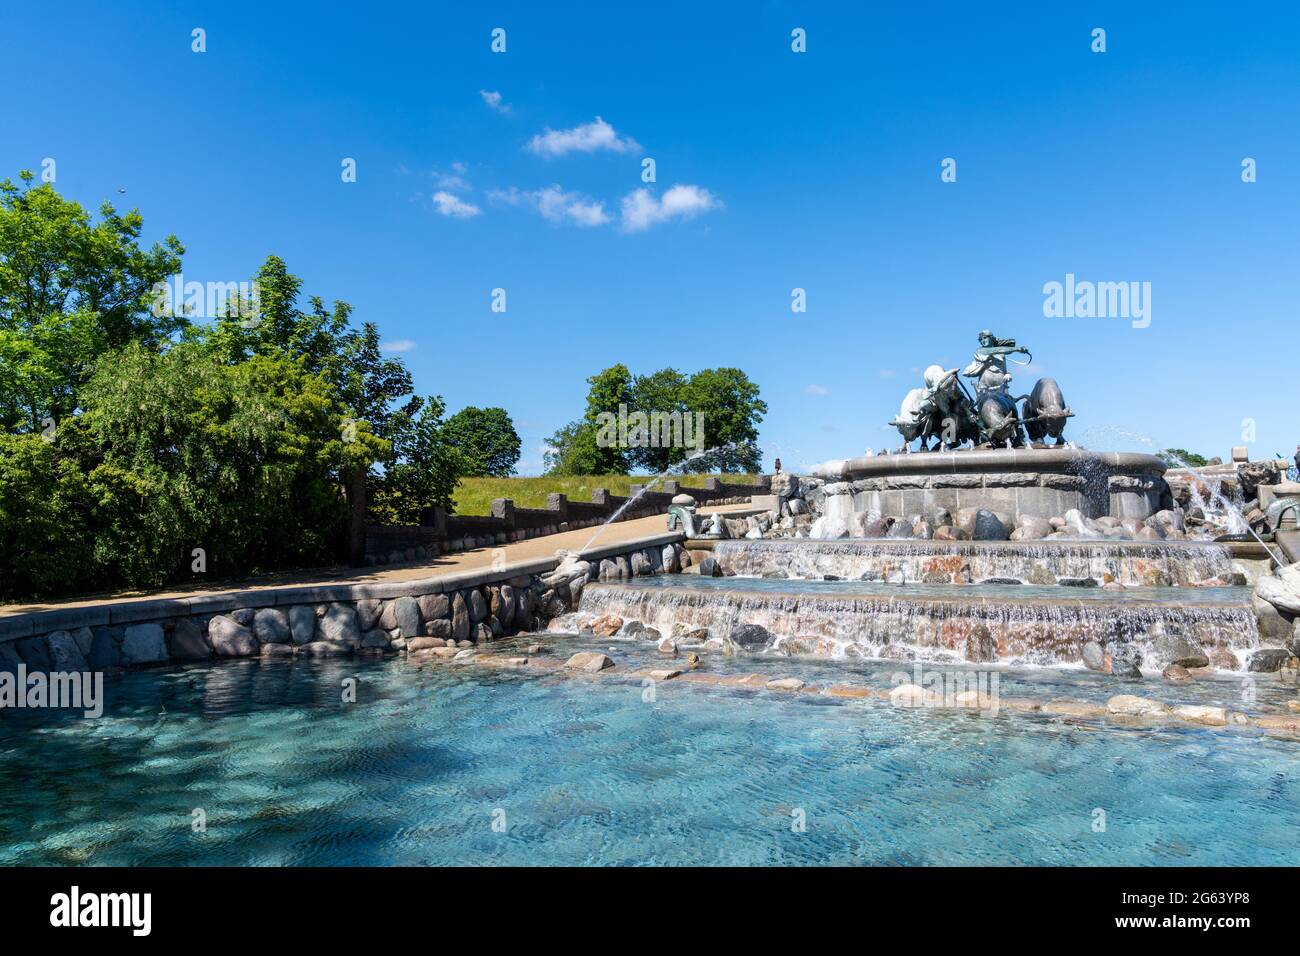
[4,1,1298,472]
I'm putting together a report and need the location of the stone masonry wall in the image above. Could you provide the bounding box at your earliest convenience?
[0,535,688,688]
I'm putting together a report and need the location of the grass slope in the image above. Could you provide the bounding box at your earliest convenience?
[452,474,758,515]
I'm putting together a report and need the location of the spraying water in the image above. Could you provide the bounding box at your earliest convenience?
[580,442,755,551]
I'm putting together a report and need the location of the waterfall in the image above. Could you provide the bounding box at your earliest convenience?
[710,539,1233,586]
[577,580,1258,669]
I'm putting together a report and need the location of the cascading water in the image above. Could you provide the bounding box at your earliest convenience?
[576,577,1259,670]
[710,538,1234,586]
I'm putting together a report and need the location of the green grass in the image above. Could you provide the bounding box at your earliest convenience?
[452,474,759,515]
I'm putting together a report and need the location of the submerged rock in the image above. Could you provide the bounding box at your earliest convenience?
[564,651,614,672]
[729,623,773,648]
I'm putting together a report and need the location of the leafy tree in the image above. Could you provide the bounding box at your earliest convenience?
[543,419,607,476]
[627,367,688,472]
[370,397,464,522]
[679,367,766,472]
[0,171,183,432]
[1158,448,1208,468]
[581,363,633,473]
[72,341,384,587]
[443,405,521,476]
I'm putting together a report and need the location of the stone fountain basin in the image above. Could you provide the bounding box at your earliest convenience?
[706,537,1235,587]
[811,447,1168,519]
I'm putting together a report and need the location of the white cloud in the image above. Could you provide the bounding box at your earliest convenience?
[489,184,609,227]
[805,384,829,395]
[620,184,721,232]
[480,89,511,114]
[526,117,640,158]
[432,191,482,218]
[381,339,417,353]
[879,369,897,378]
[432,163,471,192]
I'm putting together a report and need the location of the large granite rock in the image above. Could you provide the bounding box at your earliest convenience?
[418,593,450,621]
[318,604,361,648]
[388,596,422,638]
[1153,633,1209,669]
[167,618,211,660]
[46,630,89,672]
[729,623,773,648]
[288,605,316,645]
[253,608,292,645]
[121,623,168,665]
[208,616,257,657]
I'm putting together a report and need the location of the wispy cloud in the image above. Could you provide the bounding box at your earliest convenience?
[805,384,829,395]
[432,162,471,192]
[489,185,610,227]
[879,369,897,378]
[432,191,482,218]
[620,184,721,232]
[381,339,417,353]
[479,89,512,115]
[527,117,640,158]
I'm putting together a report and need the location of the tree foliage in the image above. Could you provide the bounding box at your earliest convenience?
[443,406,521,477]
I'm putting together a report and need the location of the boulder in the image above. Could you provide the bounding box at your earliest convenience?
[418,593,450,620]
[1081,641,1106,671]
[1252,593,1296,643]
[424,619,453,640]
[631,551,653,576]
[71,627,94,658]
[492,586,516,628]
[1153,632,1209,668]
[1106,695,1168,717]
[698,556,722,577]
[657,636,678,656]
[87,629,122,670]
[230,608,256,626]
[1162,664,1193,683]
[729,623,773,648]
[208,616,257,658]
[121,623,168,665]
[261,643,295,659]
[1172,704,1227,727]
[770,472,800,498]
[361,629,391,649]
[318,604,361,648]
[1248,648,1291,673]
[167,618,211,660]
[253,608,292,645]
[587,614,622,638]
[0,642,23,676]
[468,589,488,623]
[963,624,996,663]
[451,593,471,641]
[387,596,421,639]
[889,684,930,708]
[1010,515,1052,541]
[934,525,969,541]
[288,605,316,645]
[1256,565,1300,616]
[46,630,88,672]
[1145,509,1185,535]
[970,510,1010,541]
[355,599,383,631]
[564,651,615,672]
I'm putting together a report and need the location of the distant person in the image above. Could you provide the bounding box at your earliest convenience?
[773,458,782,474]
[1293,445,1300,481]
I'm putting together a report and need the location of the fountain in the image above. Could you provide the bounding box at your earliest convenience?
[567,328,1275,675]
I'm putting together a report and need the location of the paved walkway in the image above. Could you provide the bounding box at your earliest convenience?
[0,504,754,617]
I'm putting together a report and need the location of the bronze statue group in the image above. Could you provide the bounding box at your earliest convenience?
[890,331,1073,452]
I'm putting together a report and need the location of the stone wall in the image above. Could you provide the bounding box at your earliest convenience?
[0,535,688,686]
[365,476,768,565]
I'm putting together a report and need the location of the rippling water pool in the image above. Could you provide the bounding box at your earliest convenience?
[2,652,1298,865]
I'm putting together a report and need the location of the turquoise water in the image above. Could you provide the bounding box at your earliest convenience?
[2,652,1299,866]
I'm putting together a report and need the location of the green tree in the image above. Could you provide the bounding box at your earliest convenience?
[627,367,688,472]
[72,341,384,587]
[371,397,464,522]
[543,419,607,476]
[680,367,767,472]
[1158,448,1208,468]
[0,171,183,432]
[443,406,521,476]
[581,363,633,473]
